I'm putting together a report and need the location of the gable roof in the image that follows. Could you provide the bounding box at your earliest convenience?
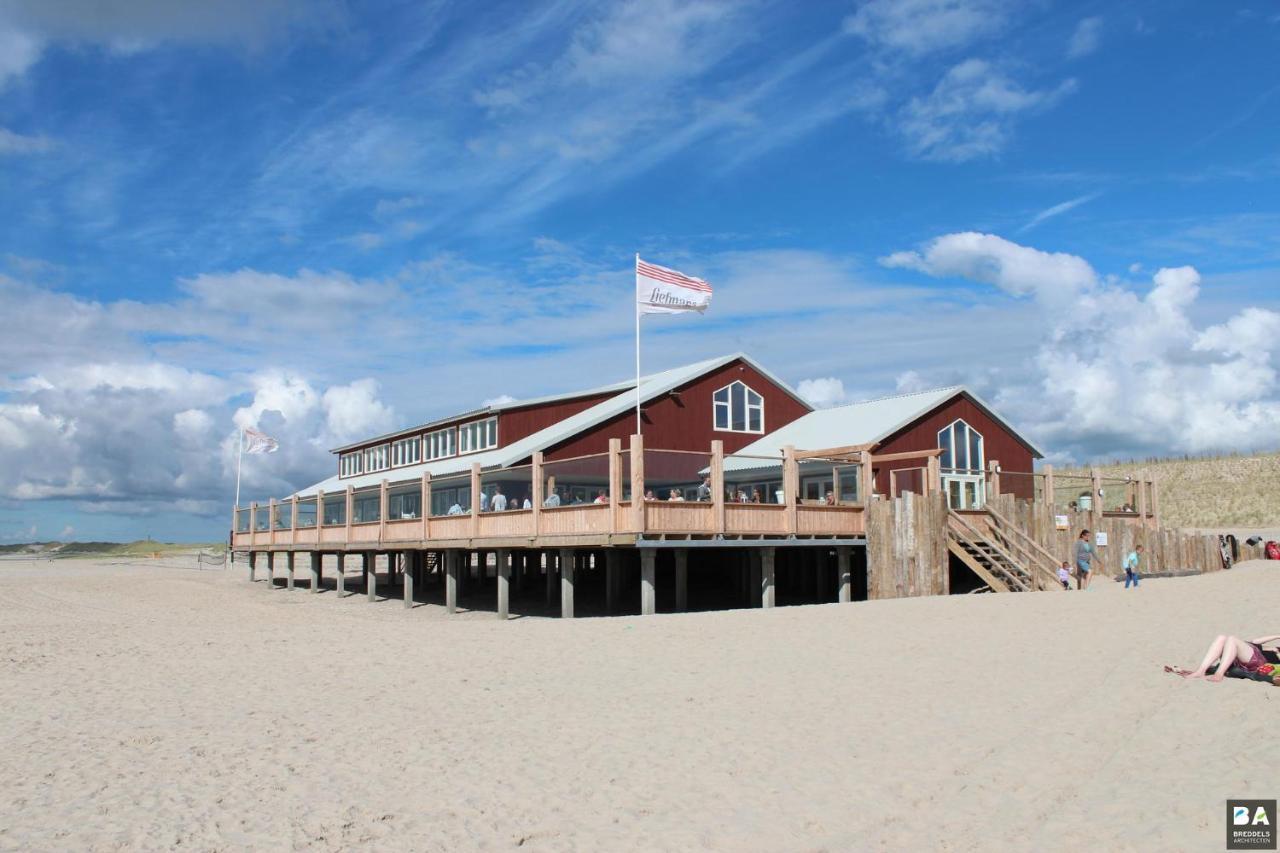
[298,352,810,497]
[726,385,1044,470]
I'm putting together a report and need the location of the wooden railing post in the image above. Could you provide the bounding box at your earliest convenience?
[1150,475,1161,529]
[608,439,621,534]
[291,496,298,545]
[532,452,544,536]
[470,463,481,539]
[927,455,941,494]
[316,489,325,535]
[988,460,1001,499]
[345,486,354,542]
[421,472,431,541]
[379,478,389,543]
[783,445,798,535]
[268,498,277,543]
[630,434,645,534]
[250,502,258,540]
[711,439,725,535]
[1042,464,1054,510]
[860,451,874,505]
[1090,468,1102,530]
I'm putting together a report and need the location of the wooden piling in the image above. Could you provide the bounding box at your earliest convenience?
[559,548,575,618]
[675,548,688,612]
[496,548,510,620]
[640,549,656,615]
[761,547,775,608]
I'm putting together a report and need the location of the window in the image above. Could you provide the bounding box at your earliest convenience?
[389,489,421,520]
[236,509,250,533]
[937,419,984,473]
[296,500,317,528]
[712,381,764,433]
[458,417,498,453]
[391,436,421,467]
[272,504,291,530]
[424,426,456,461]
[339,452,363,478]
[352,492,380,523]
[430,484,472,517]
[362,444,389,473]
[323,497,346,525]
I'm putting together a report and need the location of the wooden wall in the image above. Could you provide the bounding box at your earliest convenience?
[865,491,949,600]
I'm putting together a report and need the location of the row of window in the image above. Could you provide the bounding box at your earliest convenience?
[339,417,497,478]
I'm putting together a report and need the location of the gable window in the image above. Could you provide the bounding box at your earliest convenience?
[937,419,984,473]
[712,381,764,433]
[424,426,456,461]
[458,417,497,454]
[391,436,421,467]
[362,444,389,473]
[339,451,363,478]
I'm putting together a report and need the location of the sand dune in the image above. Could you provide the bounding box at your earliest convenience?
[1,556,1276,851]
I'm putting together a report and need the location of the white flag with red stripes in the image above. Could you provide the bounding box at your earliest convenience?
[636,257,712,315]
[243,426,279,454]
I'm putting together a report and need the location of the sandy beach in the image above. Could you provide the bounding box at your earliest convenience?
[1,555,1276,851]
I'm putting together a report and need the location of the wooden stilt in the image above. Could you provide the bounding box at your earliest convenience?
[640,549,656,615]
[286,551,295,591]
[496,548,510,620]
[248,551,257,582]
[837,546,851,603]
[559,548,575,618]
[675,548,688,612]
[761,547,776,608]
[403,552,414,609]
[446,550,458,613]
[309,551,320,593]
[266,552,275,588]
[367,552,377,602]
[336,553,346,596]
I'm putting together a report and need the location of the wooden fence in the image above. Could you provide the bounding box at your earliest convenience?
[865,491,948,599]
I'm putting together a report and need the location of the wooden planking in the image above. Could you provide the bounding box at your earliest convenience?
[539,504,611,535]
[476,510,535,538]
[865,492,949,600]
[795,505,865,535]
[429,515,471,540]
[644,501,715,533]
[383,519,420,542]
[724,504,788,535]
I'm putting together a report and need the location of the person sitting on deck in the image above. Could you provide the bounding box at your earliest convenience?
[668,489,684,501]
[824,491,836,506]
[644,489,656,501]
[1166,634,1280,683]
[490,487,507,512]
[522,494,532,509]
[751,488,762,504]
[696,476,712,502]
[593,491,608,504]
[447,500,465,515]
[543,490,560,508]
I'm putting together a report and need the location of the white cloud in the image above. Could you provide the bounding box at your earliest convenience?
[796,377,851,409]
[322,379,395,443]
[0,25,41,87]
[58,524,74,539]
[896,59,1076,161]
[2,523,37,541]
[1067,17,1103,59]
[884,232,1280,459]
[844,0,1009,55]
[482,394,518,407]
[1019,192,1101,232]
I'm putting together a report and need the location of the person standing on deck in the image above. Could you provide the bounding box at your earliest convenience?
[696,476,712,502]
[491,486,507,512]
[1075,530,1096,590]
[479,489,490,512]
[1123,544,1143,589]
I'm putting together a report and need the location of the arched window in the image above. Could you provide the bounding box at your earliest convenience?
[713,380,764,433]
[937,419,984,472]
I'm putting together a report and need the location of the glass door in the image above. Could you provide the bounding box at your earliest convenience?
[944,474,985,509]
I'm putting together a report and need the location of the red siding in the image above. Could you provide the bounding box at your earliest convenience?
[874,394,1037,500]
[498,392,615,447]
[540,358,812,460]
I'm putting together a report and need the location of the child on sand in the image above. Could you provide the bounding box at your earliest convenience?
[1057,561,1071,590]
[1123,545,1142,589]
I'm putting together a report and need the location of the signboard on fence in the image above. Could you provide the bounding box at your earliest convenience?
[1055,515,1069,530]
[1096,531,1108,547]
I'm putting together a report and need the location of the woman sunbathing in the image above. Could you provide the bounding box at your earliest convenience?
[1166,634,1280,683]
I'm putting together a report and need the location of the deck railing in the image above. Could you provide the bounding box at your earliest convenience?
[232,436,1156,548]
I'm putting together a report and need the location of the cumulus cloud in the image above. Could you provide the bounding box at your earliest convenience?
[482,394,518,407]
[896,60,1076,161]
[796,377,851,408]
[0,127,55,155]
[883,232,1280,459]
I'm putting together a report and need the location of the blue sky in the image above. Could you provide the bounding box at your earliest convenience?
[1,0,1278,542]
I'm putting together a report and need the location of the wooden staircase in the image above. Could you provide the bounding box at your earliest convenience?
[946,508,1062,593]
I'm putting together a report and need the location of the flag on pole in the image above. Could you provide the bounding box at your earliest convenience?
[243,427,279,454]
[636,257,712,315]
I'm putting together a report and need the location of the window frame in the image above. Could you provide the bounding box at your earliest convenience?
[424,426,457,461]
[391,435,422,468]
[937,418,984,474]
[458,417,498,455]
[339,451,364,478]
[712,380,765,435]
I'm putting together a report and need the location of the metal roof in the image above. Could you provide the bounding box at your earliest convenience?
[724,385,1044,472]
[297,353,809,497]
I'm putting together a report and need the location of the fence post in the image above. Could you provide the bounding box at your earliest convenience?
[630,434,645,534]
[783,445,798,534]
[1150,475,1161,530]
[379,478,388,544]
[532,451,544,536]
[470,463,481,539]
[860,451,875,504]
[608,438,621,534]
[711,439,725,535]
[927,455,941,494]
[250,503,258,541]
[421,471,430,541]
[1090,468,1102,532]
[316,489,325,541]
[988,459,1001,499]
[268,498,277,544]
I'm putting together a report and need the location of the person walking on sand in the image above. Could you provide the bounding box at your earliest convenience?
[1123,544,1143,589]
[1075,529,1095,590]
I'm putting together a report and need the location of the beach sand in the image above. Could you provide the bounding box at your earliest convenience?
[1,555,1276,851]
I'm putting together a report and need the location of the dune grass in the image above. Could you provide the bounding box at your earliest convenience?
[1060,450,1280,529]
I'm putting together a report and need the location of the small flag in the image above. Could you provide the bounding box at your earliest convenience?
[636,257,712,315]
[243,427,279,454]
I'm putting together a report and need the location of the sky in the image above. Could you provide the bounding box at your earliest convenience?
[1,0,1278,542]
